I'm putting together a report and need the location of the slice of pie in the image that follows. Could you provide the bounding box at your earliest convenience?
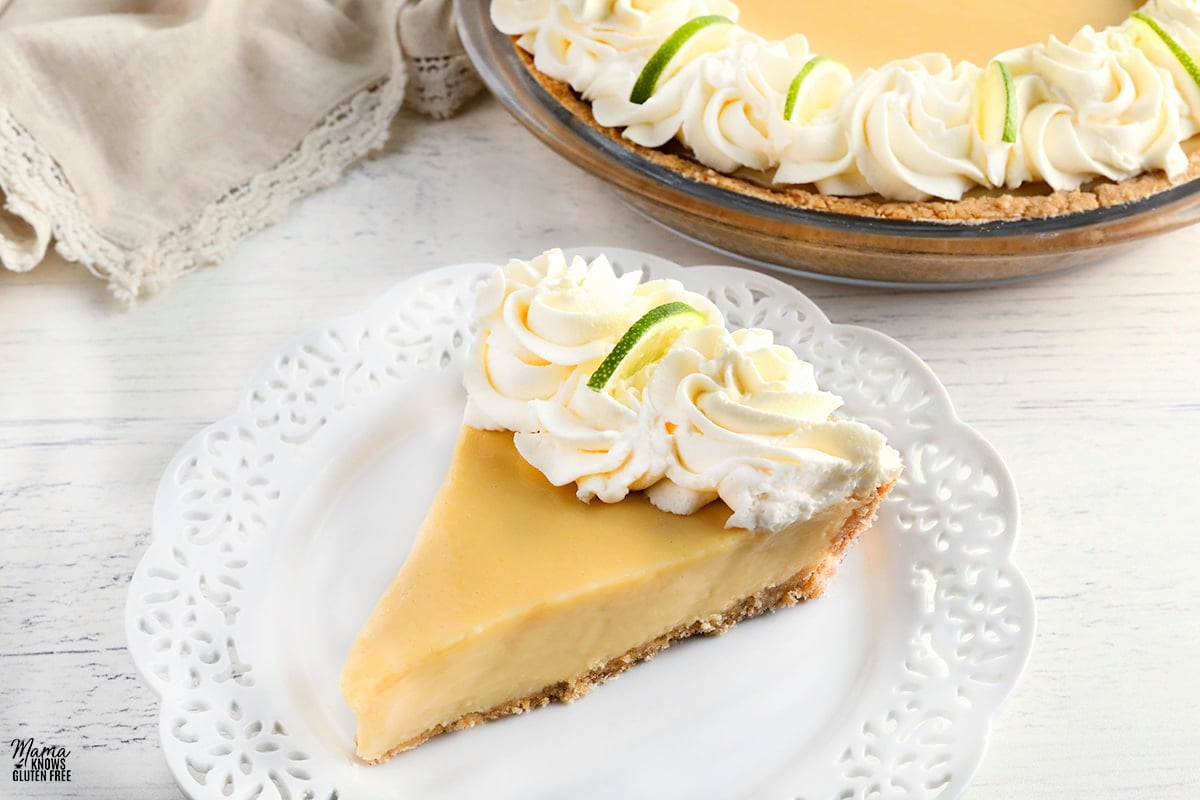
[490,0,1200,218]
[340,250,902,762]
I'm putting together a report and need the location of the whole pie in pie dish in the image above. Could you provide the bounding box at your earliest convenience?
[339,250,902,762]
[489,0,1200,221]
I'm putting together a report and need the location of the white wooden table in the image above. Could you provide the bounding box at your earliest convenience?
[2,97,1198,799]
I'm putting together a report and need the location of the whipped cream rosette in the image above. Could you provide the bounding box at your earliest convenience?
[590,36,809,173]
[1005,26,1195,189]
[514,368,668,503]
[466,250,901,533]
[491,0,738,92]
[840,55,986,202]
[642,326,898,532]
[464,249,722,432]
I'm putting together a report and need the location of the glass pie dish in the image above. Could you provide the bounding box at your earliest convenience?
[456,0,1200,288]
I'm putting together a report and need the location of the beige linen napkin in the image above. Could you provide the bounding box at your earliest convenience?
[0,0,480,301]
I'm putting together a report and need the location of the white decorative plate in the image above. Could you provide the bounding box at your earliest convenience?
[126,248,1034,800]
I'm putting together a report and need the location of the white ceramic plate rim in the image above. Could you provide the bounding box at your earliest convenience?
[126,247,1035,800]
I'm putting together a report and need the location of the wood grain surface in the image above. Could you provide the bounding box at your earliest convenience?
[1,99,1198,799]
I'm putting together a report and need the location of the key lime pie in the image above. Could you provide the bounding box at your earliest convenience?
[340,250,902,762]
[490,0,1200,218]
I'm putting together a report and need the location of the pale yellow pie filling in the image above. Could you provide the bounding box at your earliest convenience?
[736,0,1140,73]
[340,428,871,761]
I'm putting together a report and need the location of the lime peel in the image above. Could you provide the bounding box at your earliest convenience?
[629,15,734,105]
[587,301,704,391]
[997,61,1016,144]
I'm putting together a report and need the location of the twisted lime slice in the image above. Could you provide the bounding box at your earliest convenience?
[587,302,705,390]
[629,15,734,104]
[1129,12,1200,91]
[783,55,845,123]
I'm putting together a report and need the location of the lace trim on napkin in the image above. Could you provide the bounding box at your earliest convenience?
[0,14,482,302]
[0,72,408,303]
[405,52,485,120]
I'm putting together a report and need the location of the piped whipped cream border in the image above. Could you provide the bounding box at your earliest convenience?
[464,249,902,533]
[492,0,1200,201]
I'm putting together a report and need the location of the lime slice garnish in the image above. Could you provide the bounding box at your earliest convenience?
[629,15,735,105]
[587,301,705,390]
[783,55,844,123]
[1130,12,1200,91]
[975,60,1017,144]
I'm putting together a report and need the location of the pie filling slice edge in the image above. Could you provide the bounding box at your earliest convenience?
[340,427,895,762]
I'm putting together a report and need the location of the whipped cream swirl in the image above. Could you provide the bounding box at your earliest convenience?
[514,367,668,503]
[1003,26,1195,189]
[840,55,986,201]
[642,326,898,531]
[590,36,811,172]
[491,0,738,92]
[466,250,902,533]
[496,0,1200,200]
[464,249,721,433]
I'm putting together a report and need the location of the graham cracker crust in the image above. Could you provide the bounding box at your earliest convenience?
[516,45,1200,223]
[363,481,895,763]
